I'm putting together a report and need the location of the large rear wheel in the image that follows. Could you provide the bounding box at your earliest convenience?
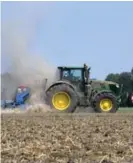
[93,92,118,113]
[46,84,78,112]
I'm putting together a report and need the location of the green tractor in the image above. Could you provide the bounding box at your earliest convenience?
[45,64,123,113]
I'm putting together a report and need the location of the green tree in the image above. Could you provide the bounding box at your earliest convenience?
[131,67,133,75]
[119,72,132,93]
[105,73,120,83]
[105,69,133,93]
[105,68,133,107]
[130,68,133,90]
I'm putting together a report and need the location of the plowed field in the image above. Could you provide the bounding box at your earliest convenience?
[1,112,133,163]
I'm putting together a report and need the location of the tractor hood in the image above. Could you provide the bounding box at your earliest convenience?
[90,79,122,97]
[91,79,119,86]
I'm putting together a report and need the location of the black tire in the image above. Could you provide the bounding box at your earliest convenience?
[46,84,78,113]
[93,92,118,113]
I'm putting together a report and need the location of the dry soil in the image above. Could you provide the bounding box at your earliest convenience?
[1,112,133,163]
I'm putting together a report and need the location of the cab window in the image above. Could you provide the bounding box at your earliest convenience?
[70,69,82,81]
[63,70,70,78]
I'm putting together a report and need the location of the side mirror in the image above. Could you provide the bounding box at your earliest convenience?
[88,67,91,71]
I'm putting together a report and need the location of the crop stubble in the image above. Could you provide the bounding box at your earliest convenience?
[1,112,133,163]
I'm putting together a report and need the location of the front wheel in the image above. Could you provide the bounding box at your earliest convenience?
[92,92,118,113]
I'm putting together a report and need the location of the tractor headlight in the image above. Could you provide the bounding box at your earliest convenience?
[109,84,120,95]
[116,84,119,88]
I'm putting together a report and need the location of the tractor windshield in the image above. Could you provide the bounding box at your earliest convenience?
[62,69,82,81]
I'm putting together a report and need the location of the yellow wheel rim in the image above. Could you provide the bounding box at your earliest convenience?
[100,99,113,111]
[52,92,71,110]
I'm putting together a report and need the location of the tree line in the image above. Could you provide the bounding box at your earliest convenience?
[105,67,133,93]
[105,67,133,107]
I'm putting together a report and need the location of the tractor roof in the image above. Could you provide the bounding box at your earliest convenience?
[57,66,83,69]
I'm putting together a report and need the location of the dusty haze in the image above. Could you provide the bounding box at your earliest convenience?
[1,2,93,113]
[1,2,57,105]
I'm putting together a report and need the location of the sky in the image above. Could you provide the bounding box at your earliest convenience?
[1,1,133,80]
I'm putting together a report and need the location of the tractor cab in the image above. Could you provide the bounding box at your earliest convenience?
[57,64,91,84]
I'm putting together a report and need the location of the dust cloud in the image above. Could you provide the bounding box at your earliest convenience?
[1,2,94,113]
[1,2,57,107]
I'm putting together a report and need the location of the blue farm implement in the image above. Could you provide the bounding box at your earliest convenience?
[1,86,30,109]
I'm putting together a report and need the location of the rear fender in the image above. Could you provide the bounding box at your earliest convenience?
[46,80,76,93]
